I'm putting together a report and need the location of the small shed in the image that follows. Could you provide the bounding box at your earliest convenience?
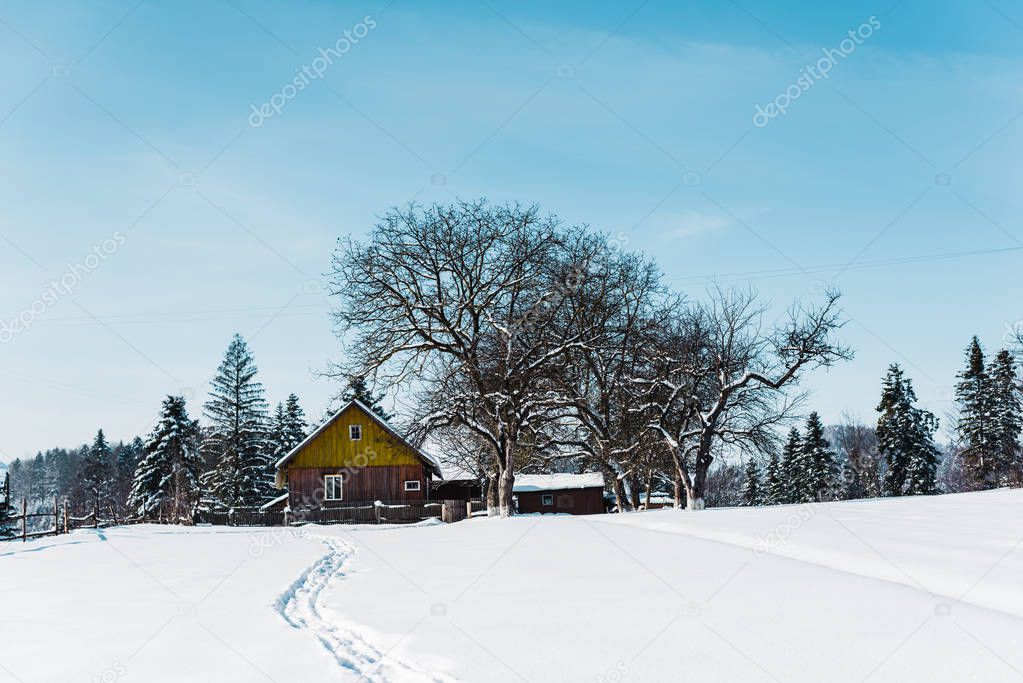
[513,473,606,515]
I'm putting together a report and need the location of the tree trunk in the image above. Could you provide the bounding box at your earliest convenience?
[486,475,499,516]
[609,472,629,513]
[627,472,640,511]
[498,467,515,518]
[684,435,712,511]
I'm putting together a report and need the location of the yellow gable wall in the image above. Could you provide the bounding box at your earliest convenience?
[287,403,423,469]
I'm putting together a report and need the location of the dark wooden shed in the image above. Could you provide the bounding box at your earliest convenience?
[513,473,606,515]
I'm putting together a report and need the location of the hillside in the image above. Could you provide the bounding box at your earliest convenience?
[3,490,1022,682]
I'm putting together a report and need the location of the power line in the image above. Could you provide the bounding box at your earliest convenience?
[668,244,1023,285]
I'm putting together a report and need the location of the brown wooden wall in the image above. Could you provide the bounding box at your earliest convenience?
[516,487,606,515]
[288,464,429,508]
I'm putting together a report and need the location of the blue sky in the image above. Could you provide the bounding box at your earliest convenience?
[1,0,1022,459]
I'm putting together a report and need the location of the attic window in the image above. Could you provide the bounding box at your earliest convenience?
[349,424,362,441]
[541,494,554,506]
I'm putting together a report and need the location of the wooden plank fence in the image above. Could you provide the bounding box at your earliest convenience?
[3,497,485,541]
[195,499,481,527]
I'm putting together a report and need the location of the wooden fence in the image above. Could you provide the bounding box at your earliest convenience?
[5,498,125,542]
[3,497,484,541]
[195,499,480,527]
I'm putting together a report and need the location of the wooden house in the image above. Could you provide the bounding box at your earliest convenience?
[274,399,441,509]
[513,473,606,515]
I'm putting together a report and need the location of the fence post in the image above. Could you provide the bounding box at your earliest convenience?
[373,501,382,524]
[21,497,27,542]
[93,500,99,529]
[466,500,472,519]
[63,500,69,534]
[53,497,58,534]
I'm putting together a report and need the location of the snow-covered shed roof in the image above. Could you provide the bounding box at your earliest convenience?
[513,472,605,492]
[259,493,288,511]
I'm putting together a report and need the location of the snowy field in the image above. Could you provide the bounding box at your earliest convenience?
[3,490,1023,682]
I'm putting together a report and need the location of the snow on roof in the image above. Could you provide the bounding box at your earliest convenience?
[639,492,674,504]
[259,493,288,511]
[513,472,605,492]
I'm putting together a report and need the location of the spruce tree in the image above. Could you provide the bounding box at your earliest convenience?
[780,428,803,503]
[267,395,307,463]
[342,376,392,420]
[79,429,112,514]
[764,451,784,505]
[0,472,17,539]
[202,334,271,508]
[841,459,866,500]
[740,458,762,506]
[281,394,307,452]
[988,349,1022,486]
[955,338,997,489]
[113,437,143,517]
[129,396,204,522]
[877,364,941,496]
[800,413,837,502]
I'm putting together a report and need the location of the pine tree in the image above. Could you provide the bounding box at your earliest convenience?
[79,429,112,514]
[877,364,941,496]
[284,394,307,439]
[764,451,784,505]
[342,376,392,420]
[113,437,143,516]
[780,428,802,503]
[841,459,866,500]
[955,338,997,489]
[988,349,1022,486]
[800,413,837,502]
[0,472,17,539]
[129,396,204,522]
[740,458,763,506]
[202,334,272,508]
[267,395,307,464]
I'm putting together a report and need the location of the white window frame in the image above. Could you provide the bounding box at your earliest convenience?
[324,474,343,501]
[404,480,421,492]
[541,494,554,506]
[349,424,362,441]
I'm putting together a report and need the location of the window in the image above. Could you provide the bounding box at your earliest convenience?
[541,494,554,506]
[324,475,343,501]
[349,424,362,441]
[404,480,421,492]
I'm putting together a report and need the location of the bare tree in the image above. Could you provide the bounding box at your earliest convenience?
[329,200,593,516]
[546,231,678,511]
[641,287,851,510]
[830,413,882,498]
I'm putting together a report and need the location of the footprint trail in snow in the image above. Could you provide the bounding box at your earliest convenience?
[275,535,453,683]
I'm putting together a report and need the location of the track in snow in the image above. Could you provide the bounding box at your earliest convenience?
[275,534,453,683]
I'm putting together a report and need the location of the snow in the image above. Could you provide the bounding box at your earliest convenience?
[3,490,1023,682]
[259,493,289,511]
[512,472,605,492]
[639,491,674,505]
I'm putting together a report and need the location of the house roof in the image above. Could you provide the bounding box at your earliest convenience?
[513,472,606,492]
[259,493,289,511]
[274,398,442,476]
